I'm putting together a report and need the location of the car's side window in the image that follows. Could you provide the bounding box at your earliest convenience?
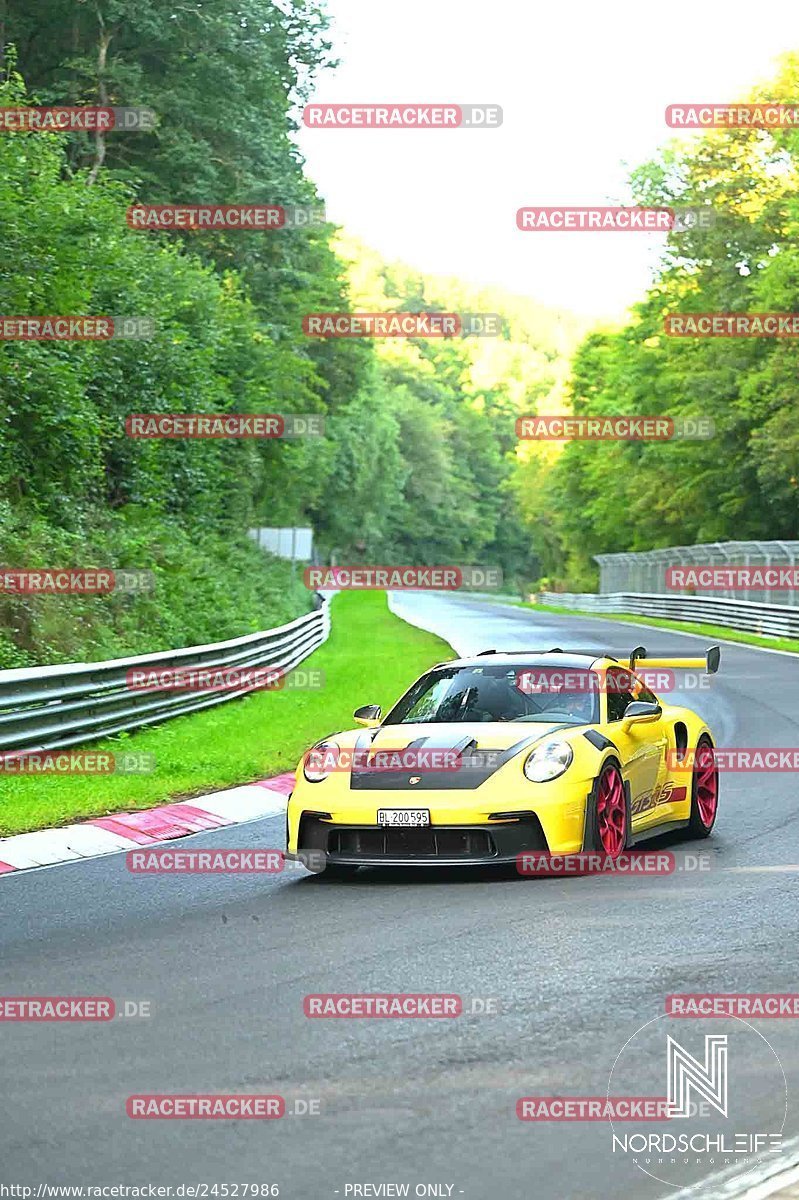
[606,669,634,722]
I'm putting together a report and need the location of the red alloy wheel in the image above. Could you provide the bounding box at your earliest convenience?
[596,763,626,857]
[694,737,718,828]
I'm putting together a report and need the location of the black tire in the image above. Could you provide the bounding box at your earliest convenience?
[687,735,718,838]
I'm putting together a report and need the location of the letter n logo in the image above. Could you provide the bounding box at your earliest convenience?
[667,1034,728,1118]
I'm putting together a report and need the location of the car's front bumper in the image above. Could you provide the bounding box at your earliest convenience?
[290,811,549,868]
[286,753,597,865]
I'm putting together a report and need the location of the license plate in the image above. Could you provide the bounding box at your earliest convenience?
[377,808,430,827]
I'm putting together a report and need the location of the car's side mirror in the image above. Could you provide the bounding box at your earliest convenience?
[622,700,662,727]
[354,704,382,727]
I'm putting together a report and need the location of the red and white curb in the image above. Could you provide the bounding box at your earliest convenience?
[0,772,295,875]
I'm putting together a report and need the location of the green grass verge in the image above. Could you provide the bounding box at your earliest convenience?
[519,600,799,655]
[0,591,454,837]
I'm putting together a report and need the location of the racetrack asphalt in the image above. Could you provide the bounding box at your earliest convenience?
[3,593,799,1199]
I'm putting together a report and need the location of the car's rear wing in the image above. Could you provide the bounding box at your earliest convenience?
[617,645,721,674]
[473,645,721,673]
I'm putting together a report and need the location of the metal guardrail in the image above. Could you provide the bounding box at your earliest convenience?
[595,541,799,606]
[539,591,799,641]
[0,597,330,754]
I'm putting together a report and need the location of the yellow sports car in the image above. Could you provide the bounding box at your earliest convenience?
[285,646,719,876]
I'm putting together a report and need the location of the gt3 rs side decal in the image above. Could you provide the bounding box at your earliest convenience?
[630,780,688,817]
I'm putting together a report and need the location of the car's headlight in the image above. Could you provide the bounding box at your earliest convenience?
[303,741,339,783]
[523,740,573,782]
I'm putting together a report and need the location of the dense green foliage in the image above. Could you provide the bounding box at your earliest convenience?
[0,0,581,666]
[10,3,787,652]
[519,55,799,587]
[0,1,353,663]
[0,61,315,665]
[312,236,584,576]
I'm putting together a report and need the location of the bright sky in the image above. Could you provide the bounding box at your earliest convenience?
[297,0,799,320]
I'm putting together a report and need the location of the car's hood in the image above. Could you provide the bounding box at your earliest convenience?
[331,721,578,793]
[336,720,573,752]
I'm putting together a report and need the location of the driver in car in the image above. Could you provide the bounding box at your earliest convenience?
[519,671,597,724]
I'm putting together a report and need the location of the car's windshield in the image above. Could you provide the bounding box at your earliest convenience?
[384,664,600,725]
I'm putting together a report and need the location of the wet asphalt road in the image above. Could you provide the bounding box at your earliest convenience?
[2,593,799,1200]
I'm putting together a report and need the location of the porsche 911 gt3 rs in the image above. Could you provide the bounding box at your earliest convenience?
[285,645,720,876]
